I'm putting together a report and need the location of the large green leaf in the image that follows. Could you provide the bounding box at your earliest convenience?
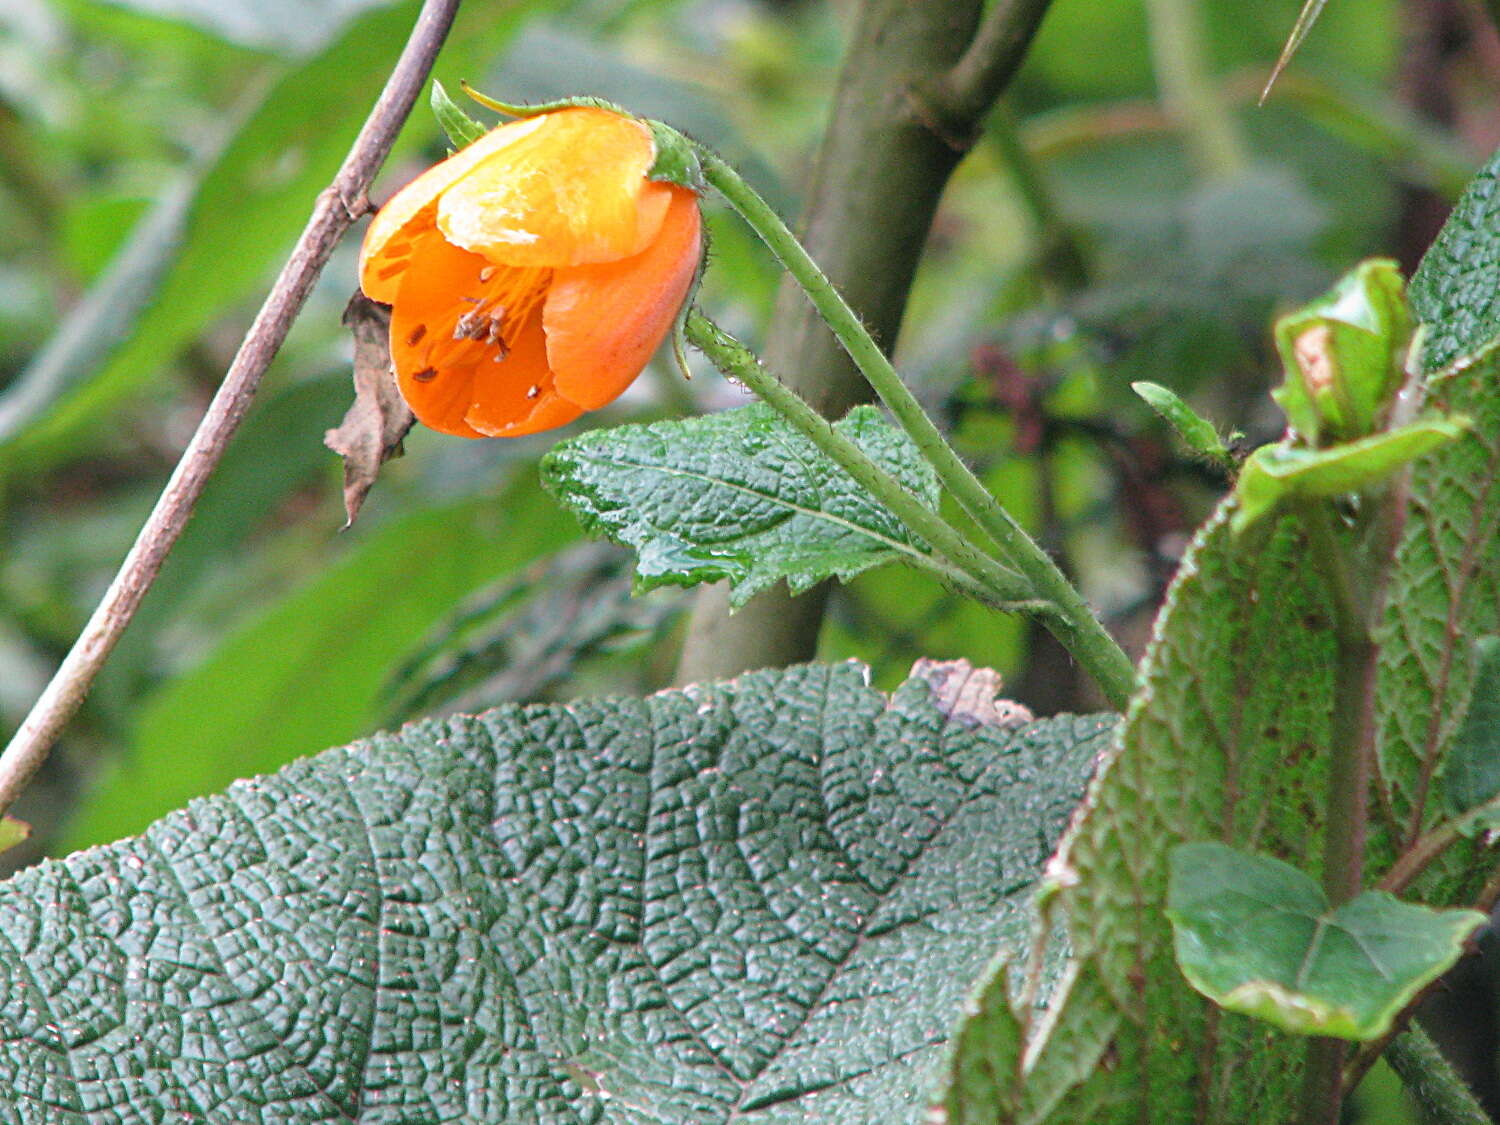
[541,403,941,608]
[1167,843,1482,1040]
[65,477,576,851]
[1409,144,1500,371]
[1,662,1111,1122]
[943,153,1500,1121]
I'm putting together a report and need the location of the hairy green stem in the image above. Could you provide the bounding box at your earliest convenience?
[696,148,1136,709]
[1385,1027,1494,1125]
[686,311,1037,611]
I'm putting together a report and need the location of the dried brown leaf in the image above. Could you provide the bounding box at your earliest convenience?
[326,293,415,526]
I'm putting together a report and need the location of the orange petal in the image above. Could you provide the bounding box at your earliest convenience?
[465,311,583,437]
[360,116,554,302]
[388,230,494,437]
[437,107,673,268]
[544,187,701,411]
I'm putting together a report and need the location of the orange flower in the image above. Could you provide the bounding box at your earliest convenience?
[359,107,702,438]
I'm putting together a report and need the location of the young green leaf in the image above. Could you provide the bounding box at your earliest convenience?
[541,402,940,607]
[1131,381,1233,469]
[1167,843,1483,1040]
[1437,635,1500,834]
[429,78,488,151]
[1230,415,1469,533]
[0,663,1112,1122]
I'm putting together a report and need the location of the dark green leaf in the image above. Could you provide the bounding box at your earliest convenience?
[1410,144,1500,371]
[541,403,940,608]
[1168,843,1483,1040]
[7,663,1112,1122]
[1437,635,1500,833]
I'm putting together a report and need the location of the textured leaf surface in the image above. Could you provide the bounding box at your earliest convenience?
[945,150,1500,1122]
[541,404,940,607]
[1167,843,1483,1040]
[1437,635,1500,831]
[1410,144,1500,371]
[2,662,1110,1123]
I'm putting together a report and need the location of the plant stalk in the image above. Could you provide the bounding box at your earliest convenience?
[685,311,1036,611]
[0,0,464,820]
[1385,1027,1495,1125]
[697,148,1136,709]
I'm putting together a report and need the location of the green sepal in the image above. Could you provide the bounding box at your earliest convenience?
[1272,258,1414,445]
[1132,381,1234,470]
[460,81,628,119]
[645,120,706,191]
[1230,415,1469,534]
[1438,635,1500,835]
[429,80,487,151]
[1168,842,1484,1041]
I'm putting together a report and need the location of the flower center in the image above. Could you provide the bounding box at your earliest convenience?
[415,261,552,371]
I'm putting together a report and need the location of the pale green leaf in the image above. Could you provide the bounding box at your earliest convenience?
[1230,416,1469,533]
[429,78,487,151]
[541,403,941,608]
[1131,381,1232,468]
[1168,843,1483,1040]
[2,663,1112,1122]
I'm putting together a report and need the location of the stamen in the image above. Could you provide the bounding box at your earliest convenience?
[406,324,427,346]
[412,367,438,383]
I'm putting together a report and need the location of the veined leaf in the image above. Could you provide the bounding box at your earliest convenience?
[1167,843,1482,1040]
[1436,635,1500,834]
[1,663,1111,1122]
[541,403,941,608]
[1410,144,1500,371]
[942,144,1500,1122]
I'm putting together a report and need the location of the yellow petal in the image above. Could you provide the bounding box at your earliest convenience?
[359,115,552,302]
[437,107,672,268]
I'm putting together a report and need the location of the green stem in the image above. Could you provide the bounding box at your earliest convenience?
[1299,503,1380,1125]
[1385,1027,1494,1125]
[1143,0,1248,179]
[685,311,1036,612]
[696,147,1137,709]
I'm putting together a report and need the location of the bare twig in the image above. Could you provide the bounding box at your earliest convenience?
[0,0,463,819]
[924,0,1054,140]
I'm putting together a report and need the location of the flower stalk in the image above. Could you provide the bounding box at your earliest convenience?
[685,311,1039,614]
[695,145,1136,709]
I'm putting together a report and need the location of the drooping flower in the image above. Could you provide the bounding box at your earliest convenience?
[359,106,702,438]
